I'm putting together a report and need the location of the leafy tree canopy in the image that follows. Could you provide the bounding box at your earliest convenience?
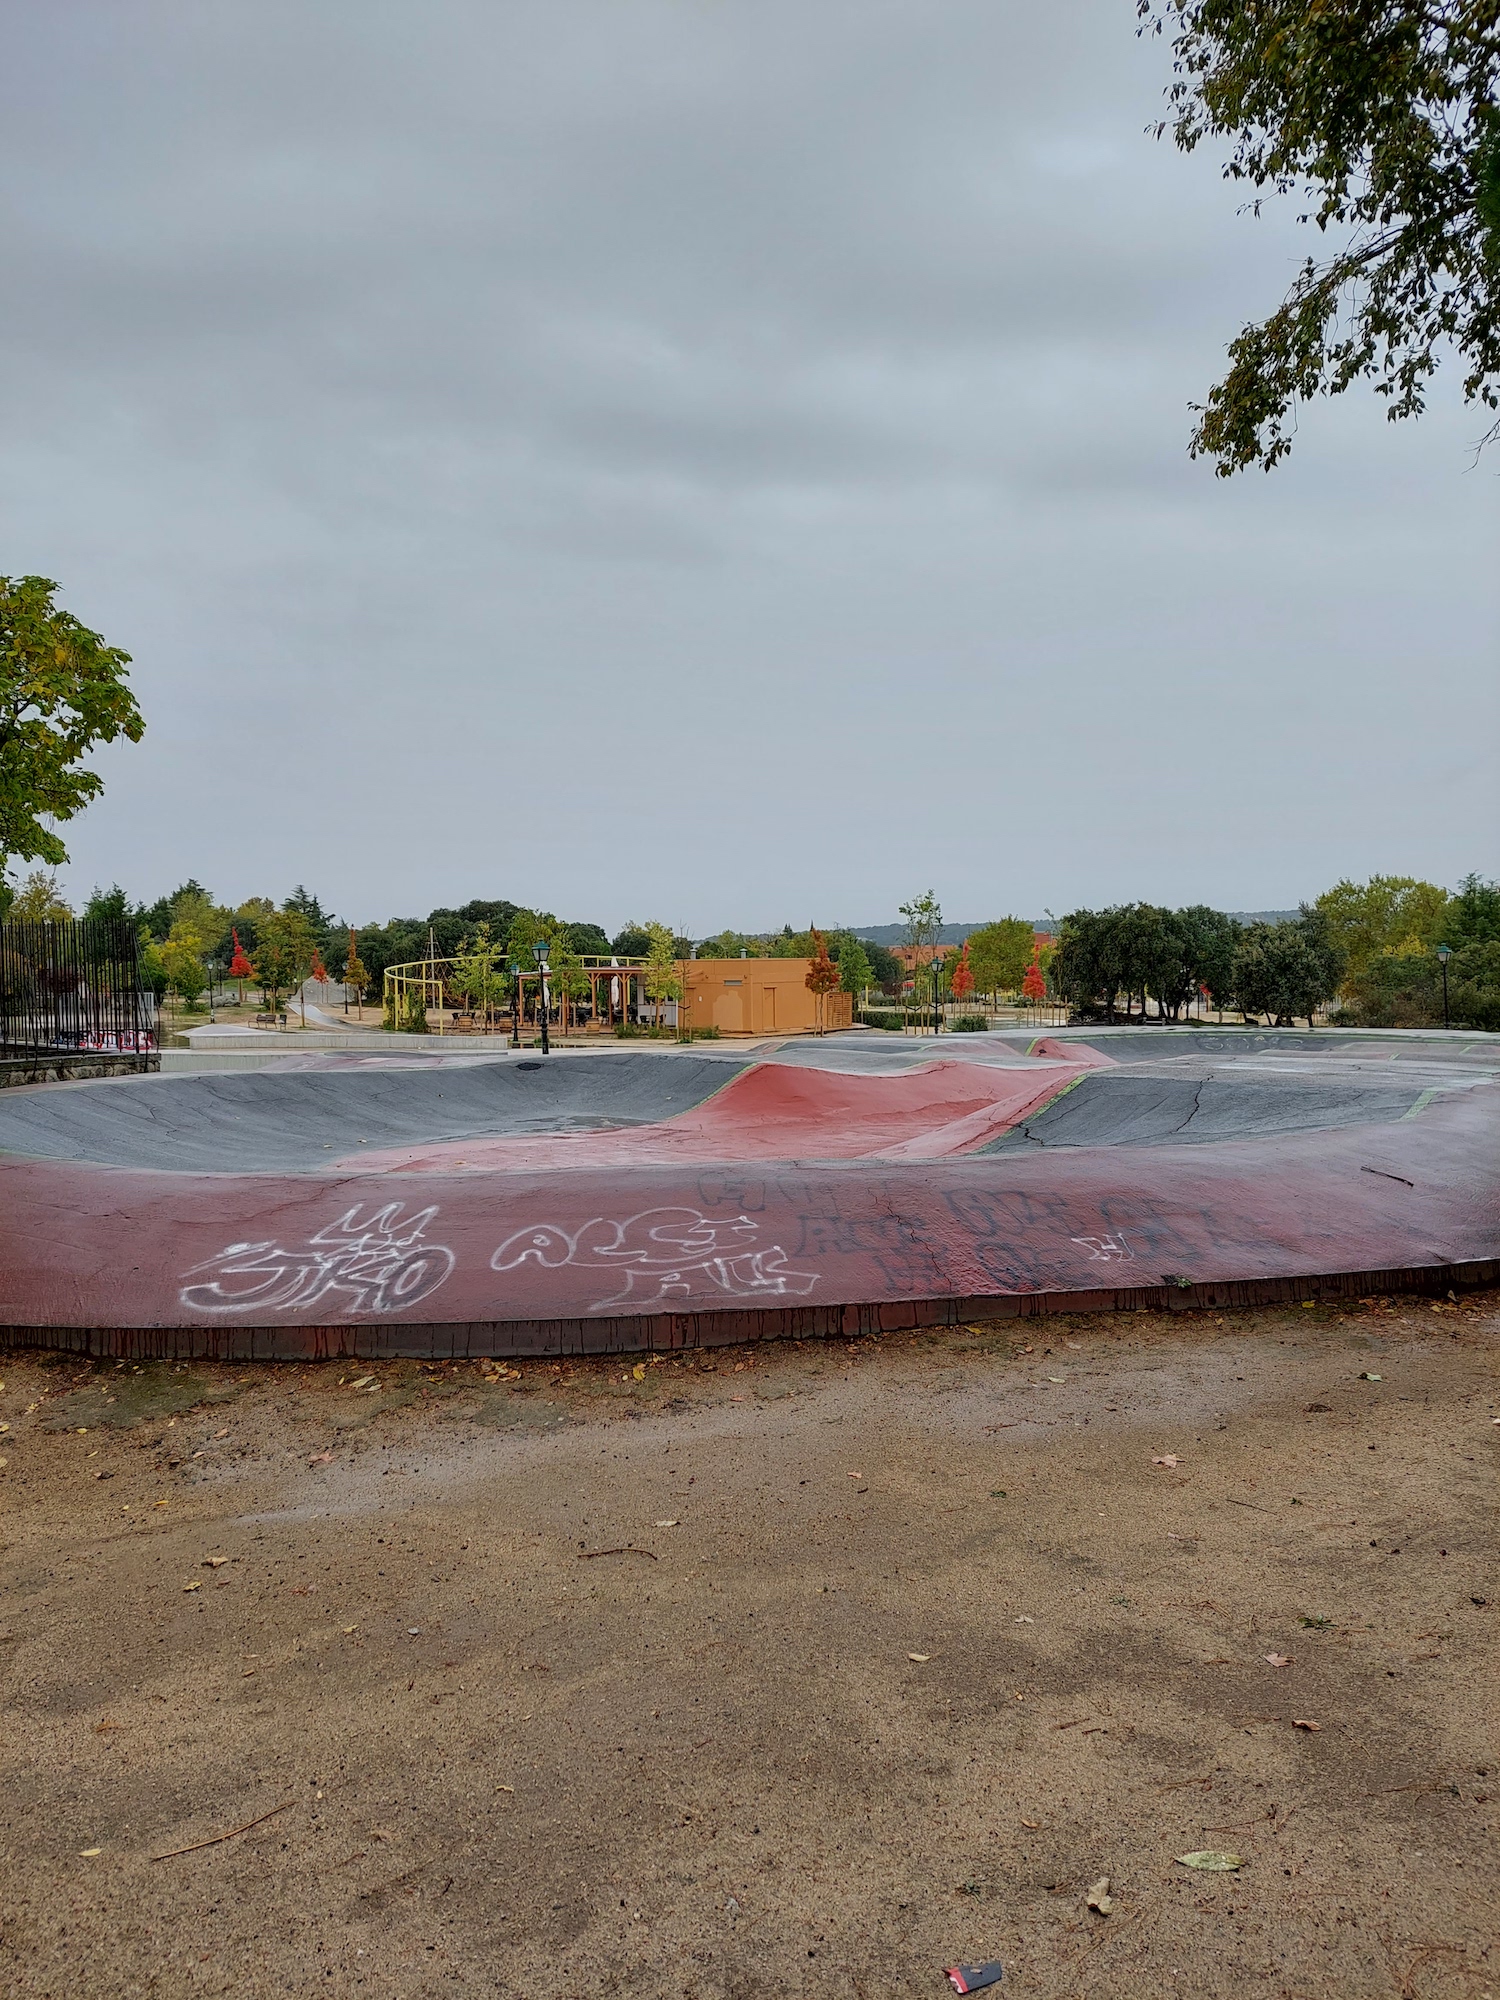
[967,918,1035,996]
[1313,874,1451,984]
[1140,1,1500,472]
[899,891,944,951]
[10,868,73,921]
[837,937,873,995]
[83,883,130,922]
[0,576,143,871]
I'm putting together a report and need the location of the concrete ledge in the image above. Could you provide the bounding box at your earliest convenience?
[0,1052,159,1089]
[3,1257,1494,1362]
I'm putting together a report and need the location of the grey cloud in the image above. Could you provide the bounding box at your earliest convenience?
[0,0,1493,930]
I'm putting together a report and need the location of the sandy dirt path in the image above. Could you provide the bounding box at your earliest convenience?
[2,1295,1497,1998]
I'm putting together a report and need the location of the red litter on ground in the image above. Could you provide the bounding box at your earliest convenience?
[946,1963,1003,1994]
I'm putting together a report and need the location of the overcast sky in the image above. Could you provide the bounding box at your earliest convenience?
[3,1,1495,934]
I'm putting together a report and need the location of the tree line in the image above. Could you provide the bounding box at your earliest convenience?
[7,866,1494,1032]
[1048,875,1500,1030]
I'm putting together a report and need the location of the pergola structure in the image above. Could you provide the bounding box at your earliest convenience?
[382,954,654,1035]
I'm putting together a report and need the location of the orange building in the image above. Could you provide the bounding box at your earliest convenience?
[682,959,853,1036]
[891,943,952,972]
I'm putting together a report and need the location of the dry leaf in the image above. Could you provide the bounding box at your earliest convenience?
[1152,1455,1183,1468]
[632,1363,646,1381]
[203,1557,229,1568]
[1293,1718,1321,1731]
[1086,1875,1114,1914]
[183,1581,202,1592]
[308,1450,334,1465]
[1176,1851,1244,1871]
[79,1848,102,1858]
[213,1428,230,1438]
[1020,1818,1039,1829]
[908,1652,931,1663]
[1264,1653,1293,1668]
[654,1519,678,1528]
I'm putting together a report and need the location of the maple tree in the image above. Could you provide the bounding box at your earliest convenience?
[1022,953,1047,1004]
[950,940,975,1001]
[804,926,841,1033]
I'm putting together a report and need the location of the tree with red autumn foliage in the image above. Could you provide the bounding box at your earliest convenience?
[804,926,840,1033]
[1022,952,1047,1005]
[950,939,975,1002]
[227,927,253,1003]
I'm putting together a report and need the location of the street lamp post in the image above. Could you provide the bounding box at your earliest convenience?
[509,965,522,1049]
[931,953,942,1036]
[533,942,551,1056]
[1437,944,1452,1030]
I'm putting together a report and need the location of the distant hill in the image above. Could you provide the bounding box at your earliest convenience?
[852,912,1299,945]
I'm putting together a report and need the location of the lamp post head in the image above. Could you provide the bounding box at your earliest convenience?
[1436,944,1452,963]
[533,942,550,967]
[509,963,520,978]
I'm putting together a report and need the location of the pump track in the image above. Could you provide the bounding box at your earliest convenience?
[1,1027,1495,1360]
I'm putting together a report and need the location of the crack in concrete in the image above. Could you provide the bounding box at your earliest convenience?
[1169,1079,1207,1137]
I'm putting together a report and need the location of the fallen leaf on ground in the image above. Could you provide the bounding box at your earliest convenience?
[213,1428,230,1438]
[1153,1455,1182,1468]
[79,1848,102,1858]
[203,1557,229,1568]
[653,1519,678,1528]
[182,1581,202,1592]
[1020,1818,1039,1829]
[1359,1372,1382,1382]
[1176,1851,1244,1871]
[632,1363,646,1381]
[1293,1719,1321,1731]
[349,1377,375,1390]
[308,1450,334,1465]
[1264,1653,1293,1668]
[908,1653,931,1663]
[1086,1875,1114,1914]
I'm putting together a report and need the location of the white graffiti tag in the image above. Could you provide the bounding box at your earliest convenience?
[1070,1231,1134,1263]
[490,1207,819,1311]
[180,1204,456,1315]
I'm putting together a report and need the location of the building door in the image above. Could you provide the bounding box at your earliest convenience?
[714,982,745,1033]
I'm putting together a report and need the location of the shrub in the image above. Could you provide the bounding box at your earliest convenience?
[856,1009,905,1031]
[400,987,430,1034]
[952,1015,990,1033]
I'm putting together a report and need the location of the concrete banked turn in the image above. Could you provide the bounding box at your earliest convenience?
[0,1029,1495,1357]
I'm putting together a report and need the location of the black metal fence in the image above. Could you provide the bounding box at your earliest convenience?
[0,917,154,1064]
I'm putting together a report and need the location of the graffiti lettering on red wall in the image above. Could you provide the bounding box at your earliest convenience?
[490,1206,819,1310]
[1070,1231,1133,1262]
[180,1204,455,1315]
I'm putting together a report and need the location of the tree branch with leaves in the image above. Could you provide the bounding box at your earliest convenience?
[1140,1,1500,472]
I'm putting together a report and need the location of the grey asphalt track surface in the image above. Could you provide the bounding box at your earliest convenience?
[981,1071,1429,1151]
[0,1052,751,1175]
[0,1031,1493,1176]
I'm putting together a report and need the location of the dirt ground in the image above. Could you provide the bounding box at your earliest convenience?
[1,1294,1497,2000]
